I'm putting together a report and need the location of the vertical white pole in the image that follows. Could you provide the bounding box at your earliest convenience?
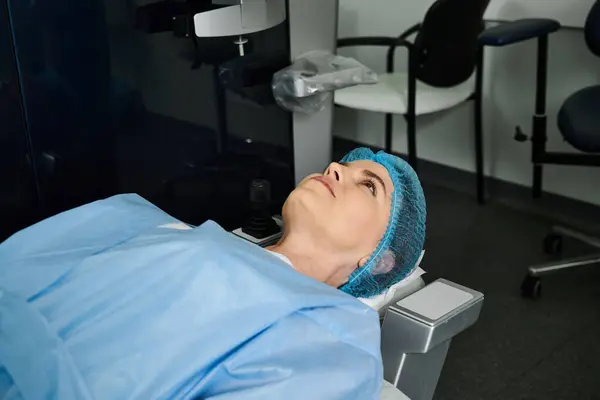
[287,0,339,184]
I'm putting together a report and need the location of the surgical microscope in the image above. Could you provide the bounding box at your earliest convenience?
[137,2,484,399]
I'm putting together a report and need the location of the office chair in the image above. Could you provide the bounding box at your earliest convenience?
[519,0,600,299]
[334,0,490,203]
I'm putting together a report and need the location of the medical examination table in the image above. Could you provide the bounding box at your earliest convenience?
[234,220,485,400]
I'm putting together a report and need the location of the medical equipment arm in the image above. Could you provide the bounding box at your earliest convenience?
[136,0,287,58]
[194,0,286,38]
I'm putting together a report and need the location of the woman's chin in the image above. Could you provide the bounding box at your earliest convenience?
[290,189,327,215]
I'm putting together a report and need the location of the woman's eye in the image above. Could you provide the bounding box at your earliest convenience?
[362,180,377,196]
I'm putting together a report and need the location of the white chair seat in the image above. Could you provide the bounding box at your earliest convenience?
[334,72,475,116]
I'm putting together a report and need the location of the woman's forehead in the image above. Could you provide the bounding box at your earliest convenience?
[346,159,388,174]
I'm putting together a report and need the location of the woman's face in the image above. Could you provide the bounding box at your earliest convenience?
[282,159,394,278]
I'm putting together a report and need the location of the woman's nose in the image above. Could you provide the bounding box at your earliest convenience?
[325,162,343,182]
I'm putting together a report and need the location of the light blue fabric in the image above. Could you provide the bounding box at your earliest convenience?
[340,148,427,299]
[0,194,383,400]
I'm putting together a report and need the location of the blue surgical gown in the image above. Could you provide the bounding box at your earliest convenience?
[0,194,383,400]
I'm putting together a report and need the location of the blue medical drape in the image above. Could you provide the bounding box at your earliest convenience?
[0,194,383,399]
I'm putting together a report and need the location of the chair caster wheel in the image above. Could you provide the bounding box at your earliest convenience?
[543,233,563,255]
[521,275,542,299]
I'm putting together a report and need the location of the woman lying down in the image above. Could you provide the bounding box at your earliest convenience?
[0,148,426,400]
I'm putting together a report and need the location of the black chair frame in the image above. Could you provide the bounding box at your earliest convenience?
[525,39,600,199]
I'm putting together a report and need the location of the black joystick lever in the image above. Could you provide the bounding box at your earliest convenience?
[242,179,281,239]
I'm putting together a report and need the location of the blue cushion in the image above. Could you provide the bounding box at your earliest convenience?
[478,19,561,47]
[558,85,600,153]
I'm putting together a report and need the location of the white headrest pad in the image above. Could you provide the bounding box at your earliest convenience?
[359,251,426,311]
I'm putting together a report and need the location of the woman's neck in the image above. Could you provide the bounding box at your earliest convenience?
[268,232,343,287]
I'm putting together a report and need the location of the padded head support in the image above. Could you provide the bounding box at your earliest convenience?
[413,0,490,87]
[585,0,600,57]
[359,251,426,314]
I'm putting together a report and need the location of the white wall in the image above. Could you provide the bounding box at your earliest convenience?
[335,0,600,206]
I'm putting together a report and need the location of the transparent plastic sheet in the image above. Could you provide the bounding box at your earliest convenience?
[272,50,378,114]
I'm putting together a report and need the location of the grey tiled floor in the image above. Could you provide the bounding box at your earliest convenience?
[422,184,600,400]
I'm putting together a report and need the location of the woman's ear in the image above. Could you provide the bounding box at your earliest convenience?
[337,256,368,287]
[358,250,395,275]
[371,251,395,275]
[358,255,370,268]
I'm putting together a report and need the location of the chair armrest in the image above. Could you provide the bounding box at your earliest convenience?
[337,21,421,49]
[337,36,414,73]
[478,18,561,47]
[337,36,413,50]
[399,23,421,40]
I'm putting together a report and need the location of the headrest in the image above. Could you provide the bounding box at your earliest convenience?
[359,251,426,312]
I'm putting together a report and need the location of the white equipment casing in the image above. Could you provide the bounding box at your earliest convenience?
[194,0,287,38]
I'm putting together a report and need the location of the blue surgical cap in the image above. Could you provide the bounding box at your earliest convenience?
[339,148,427,299]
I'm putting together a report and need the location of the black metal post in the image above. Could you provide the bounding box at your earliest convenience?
[406,51,418,171]
[214,66,228,155]
[385,43,396,155]
[531,35,549,198]
[538,152,600,166]
[474,45,485,205]
[385,113,393,153]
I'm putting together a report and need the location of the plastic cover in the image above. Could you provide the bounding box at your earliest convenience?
[272,50,378,114]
